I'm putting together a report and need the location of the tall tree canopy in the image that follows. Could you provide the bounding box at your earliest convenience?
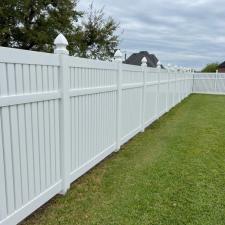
[0,1,120,60]
[0,0,81,52]
[201,63,219,73]
[73,3,120,60]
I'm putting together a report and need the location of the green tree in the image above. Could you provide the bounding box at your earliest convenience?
[0,0,82,52]
[201,63,219,73]
[0,1,120,59]
[72,3,120,60]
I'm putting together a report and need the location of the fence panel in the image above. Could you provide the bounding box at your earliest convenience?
[67,57,118,183]
[121,64,143,144]
[193,72,225,94]
[0,48,62,225]
[0,46,193,225]
[216,73,225,93]
[144,68,158,126]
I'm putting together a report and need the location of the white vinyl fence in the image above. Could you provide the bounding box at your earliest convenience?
[193,72,225,94]
[0,38,194,225]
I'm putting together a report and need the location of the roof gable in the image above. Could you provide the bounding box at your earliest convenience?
[124,51,159,67]
[219,61,225,68]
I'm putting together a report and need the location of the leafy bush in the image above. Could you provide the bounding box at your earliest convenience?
[201,63,219,73]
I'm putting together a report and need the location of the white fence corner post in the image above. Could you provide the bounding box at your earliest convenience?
[215,69,218,93]
[114,50,123,151]
[192,68,195,94]
[54,33,71,194]
[141,57,147,132]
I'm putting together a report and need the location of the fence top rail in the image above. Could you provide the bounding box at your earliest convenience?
[0,46,195,74]
[0,46,60,66]
[67,55,118,70]
[122,63,143,72]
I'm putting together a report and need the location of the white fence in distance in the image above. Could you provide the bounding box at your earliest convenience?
[0,41,193,225]
[193,72,225,94]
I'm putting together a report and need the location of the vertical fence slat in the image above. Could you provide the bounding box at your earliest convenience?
[1,63,15,215]
[31,101,41,194]
[25,99,35,199]
[37,101,46,191]
[54,100,60,180]
[23,65,35,200]
[48,66,56,184]
[18,104,29,204]
[0,109,7,220]
[7,64,23,209]
[37,66,46,191]
[1,107,15,214]
[30,65,41,195]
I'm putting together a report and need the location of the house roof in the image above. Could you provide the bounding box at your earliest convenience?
[219,61,225,68]
[124,51,159,68]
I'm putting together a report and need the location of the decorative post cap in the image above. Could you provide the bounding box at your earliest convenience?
[167,63,171,70]
[54,33,69,55]
[114,49,123,62]
[141,57,147,67]
[157,61,161,69]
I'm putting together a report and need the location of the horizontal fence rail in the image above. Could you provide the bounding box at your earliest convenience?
[0,46,194,225]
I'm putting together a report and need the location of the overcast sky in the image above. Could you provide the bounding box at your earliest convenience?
[78,0,225,69]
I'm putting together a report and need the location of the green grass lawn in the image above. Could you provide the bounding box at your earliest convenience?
[21,94,225,225]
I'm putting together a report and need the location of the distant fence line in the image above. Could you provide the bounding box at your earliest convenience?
[0,34,222,225]
[193,72,225,94]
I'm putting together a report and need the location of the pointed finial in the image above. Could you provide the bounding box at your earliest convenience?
[114,49,123,62]
[141,57,147,67]
[54,33,69,55]
[174,65,178,71]
[167,63,171,70]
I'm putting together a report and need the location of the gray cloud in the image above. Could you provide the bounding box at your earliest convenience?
[78,0,225,69]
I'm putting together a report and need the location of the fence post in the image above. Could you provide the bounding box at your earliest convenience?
[156,62,161,118]
[166,65,170,112]
[175,67,178,105]
[54,34,71,194]
[168,64,174,107]
[166,64,170,112]
[215,69,218,93]
[141,57,147,132]
[191,68,195,94]
[114,50,123,151]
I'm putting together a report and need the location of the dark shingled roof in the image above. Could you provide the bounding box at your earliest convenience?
[124,51,159,67]
[219,61,225,68]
